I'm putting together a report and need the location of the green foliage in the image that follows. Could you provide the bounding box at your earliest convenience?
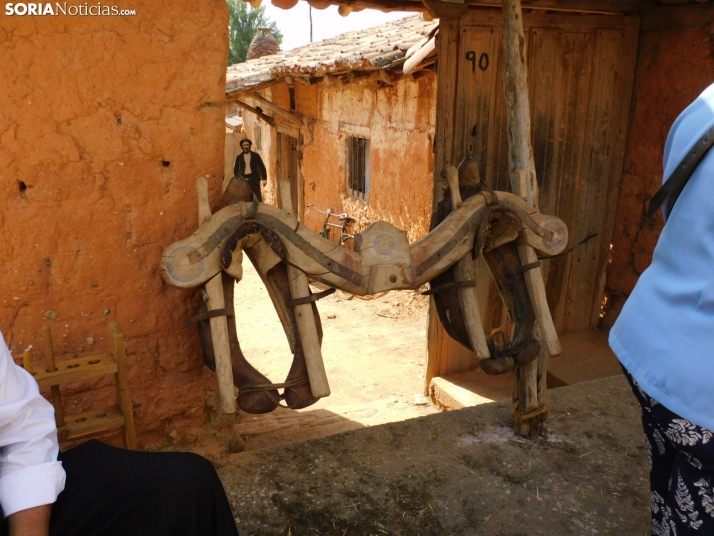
[226,0,284,65]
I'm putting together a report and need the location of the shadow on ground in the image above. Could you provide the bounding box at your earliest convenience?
[218,376,649,535]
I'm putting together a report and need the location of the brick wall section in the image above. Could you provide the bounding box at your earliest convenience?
[608,25,714,297]
[0,0,229,446]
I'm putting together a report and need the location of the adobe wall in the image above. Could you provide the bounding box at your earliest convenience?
[608,19,714,297]
[0,1,229,446]
[302,75,437,242]
[242,74,437,242]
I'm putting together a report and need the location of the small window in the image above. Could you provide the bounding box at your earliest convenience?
[346,136,369,201]
[254,124,262,151]
[289,87,296,111]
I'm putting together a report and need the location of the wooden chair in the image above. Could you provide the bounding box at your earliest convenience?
[34,322,137,450]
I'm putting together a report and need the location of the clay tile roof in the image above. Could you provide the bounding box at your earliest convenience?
[226,14,438,96]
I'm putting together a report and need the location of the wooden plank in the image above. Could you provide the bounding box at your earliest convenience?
[432,18,460,206]
[466,0,650,13]
[109,322,137,450]
[562,29,627,334]
[591,21,640,329]
[58,406,125,442]
[542,31,593,334]
[34,355,117,388]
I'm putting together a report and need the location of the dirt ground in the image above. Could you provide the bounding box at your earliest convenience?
[218,375,650,535]
[227,260,438,451]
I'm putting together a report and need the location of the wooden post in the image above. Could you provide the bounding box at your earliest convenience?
[501,0,560,436]
[109,322,137,450]
[445,166,490,361]
[196,177,236,414]
[42,325,64,428]
[277,180,331,399]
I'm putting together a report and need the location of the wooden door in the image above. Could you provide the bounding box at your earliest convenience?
[427,11,639,380]
[276,133,300,217]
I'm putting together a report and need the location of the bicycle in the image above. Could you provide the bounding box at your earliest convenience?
[305,204,356,248]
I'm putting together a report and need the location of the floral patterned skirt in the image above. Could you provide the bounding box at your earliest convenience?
[623,368,714,535]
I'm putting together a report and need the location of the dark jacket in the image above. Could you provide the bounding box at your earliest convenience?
[234,150,267,181]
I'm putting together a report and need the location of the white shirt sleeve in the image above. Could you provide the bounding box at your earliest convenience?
[0,332,65,517]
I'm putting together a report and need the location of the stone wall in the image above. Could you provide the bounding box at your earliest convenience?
[0,0,229,446]
[608,20,714,298]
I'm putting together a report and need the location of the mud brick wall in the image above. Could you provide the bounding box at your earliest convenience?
[0,0,229,446]
[241,74,437,243]
[608,19,714,297]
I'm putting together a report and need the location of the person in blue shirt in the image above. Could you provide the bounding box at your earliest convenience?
[610,83,714,534]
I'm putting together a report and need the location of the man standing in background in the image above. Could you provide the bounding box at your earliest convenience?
[234,138,267,202]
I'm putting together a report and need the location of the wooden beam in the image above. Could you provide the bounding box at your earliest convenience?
[252,93,303,127]
[642,3,714,30]
[338,71,372,85]
[234,100,276,127]
[302,0,654,15]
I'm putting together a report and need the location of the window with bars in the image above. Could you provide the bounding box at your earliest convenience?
[346,136,369,201]
[254,124,262,151]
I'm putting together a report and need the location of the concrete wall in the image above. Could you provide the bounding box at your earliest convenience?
[607,17,714,299]
[243,73,437,242]
[0,0,229,446]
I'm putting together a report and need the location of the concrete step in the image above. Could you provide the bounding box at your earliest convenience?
[429,329,620,410]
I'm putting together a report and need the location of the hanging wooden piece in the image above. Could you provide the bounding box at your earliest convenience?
[445,166,490,361]
[196,177,236,414]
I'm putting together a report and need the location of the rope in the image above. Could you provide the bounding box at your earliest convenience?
[512,401,549,422]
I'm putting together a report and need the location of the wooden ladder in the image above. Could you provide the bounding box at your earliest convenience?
[34,322,137,450]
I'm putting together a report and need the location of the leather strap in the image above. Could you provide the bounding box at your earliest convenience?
[647,123,714,219]
[422,280,478,296]
[184,308,235,326]
[287,288,336,307]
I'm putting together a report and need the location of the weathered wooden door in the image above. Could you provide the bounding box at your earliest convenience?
[276,133,300,217]
[428,11,639,379]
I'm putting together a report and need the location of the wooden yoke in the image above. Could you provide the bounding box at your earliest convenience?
[445,166,490,361]
[277,181,331,399]
[196,177,236,414]
[502,0,561,436]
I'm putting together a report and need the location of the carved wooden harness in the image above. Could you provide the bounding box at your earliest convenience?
[162,165,567,415]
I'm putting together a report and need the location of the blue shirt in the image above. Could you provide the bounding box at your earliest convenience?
[609,82,714,432]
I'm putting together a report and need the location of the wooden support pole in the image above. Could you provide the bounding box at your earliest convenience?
[109,322,137,450]
[42,325,64,428]
[501,0,560,436]
[446,166,490,361]
[196,177,236,414]
[277,180,331,399]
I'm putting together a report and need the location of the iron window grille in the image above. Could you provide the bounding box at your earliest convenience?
[346,135,370,201]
